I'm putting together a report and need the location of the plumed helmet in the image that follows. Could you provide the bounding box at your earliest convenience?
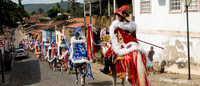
[114,5,130,17]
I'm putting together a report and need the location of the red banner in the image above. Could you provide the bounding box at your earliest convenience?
[87,24,95,61]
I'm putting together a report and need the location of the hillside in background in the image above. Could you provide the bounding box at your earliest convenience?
[24,1,69,14]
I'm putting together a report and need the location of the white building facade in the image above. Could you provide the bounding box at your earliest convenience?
[135,0,200,75]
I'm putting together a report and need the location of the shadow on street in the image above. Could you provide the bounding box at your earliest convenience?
[88,81,115,86]
[9,54,41,86]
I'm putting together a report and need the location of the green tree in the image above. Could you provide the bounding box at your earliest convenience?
[56,3,61,10]
[76,8,84,17]
[43,12,48,17]
[31,11,36,15]
[53,14,68,23]
[38,8,44,14]
[67,0,80,14]
[39,18,49,23]
[47,4,63,17]
[60,0,64,3]
[64,9,71,13]
[0,0,29,34]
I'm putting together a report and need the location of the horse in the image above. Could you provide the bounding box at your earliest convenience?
[100,38,151,86]
[100,42,124,86]
[58,49,71,73]
[45,46,57,71]
[35,44,43,61]
[69,34,94,86]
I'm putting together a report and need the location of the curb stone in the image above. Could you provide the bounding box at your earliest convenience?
[149,76,200,85]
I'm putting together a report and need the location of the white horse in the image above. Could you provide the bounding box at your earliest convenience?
[101,43,125,86]
[101,43,151,86]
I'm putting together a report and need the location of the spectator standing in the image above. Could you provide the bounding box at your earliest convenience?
[4,51,9,72]
[147,46,155,74]
[11,45,15,53]
[8,52,12,71]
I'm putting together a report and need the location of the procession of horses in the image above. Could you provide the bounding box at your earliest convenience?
[18,5,153,86]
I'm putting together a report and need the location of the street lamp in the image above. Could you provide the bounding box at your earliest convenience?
[184,0,191,80]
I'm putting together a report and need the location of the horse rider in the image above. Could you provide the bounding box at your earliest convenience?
[100,5,153,86]
[100,5,137,74]
[69,26,93,85]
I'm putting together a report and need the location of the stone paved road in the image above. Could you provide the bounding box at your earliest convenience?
[8,53,196,86]
[8,54,118,86]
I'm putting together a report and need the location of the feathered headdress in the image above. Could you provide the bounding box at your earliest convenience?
[114,5,130,17]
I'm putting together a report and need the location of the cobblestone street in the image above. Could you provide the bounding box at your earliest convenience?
[6,53,197,86]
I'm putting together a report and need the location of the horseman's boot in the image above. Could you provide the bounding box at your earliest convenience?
[100,58,110,74]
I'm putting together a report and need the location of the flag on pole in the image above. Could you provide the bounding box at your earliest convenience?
[63,35,69,50]
[51,40,55,57]
[36,34,42,40]
[41,42,44,53]
[38,40,41,49]
[44,45,46,56]
[87,24,96,61]
[73,26,82,34]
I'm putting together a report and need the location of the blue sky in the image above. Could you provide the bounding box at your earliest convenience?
[12,0,84,4]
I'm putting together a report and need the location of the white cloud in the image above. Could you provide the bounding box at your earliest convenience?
[76,0,84,3]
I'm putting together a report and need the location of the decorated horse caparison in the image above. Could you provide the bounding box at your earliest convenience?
[69,26,94,86]
[100,5,153,86]
[57,36,72,73]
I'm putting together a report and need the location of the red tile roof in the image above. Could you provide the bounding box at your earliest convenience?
[63,13,71,15]
[42,21,69,30]
[35,23,51,26]
[26,29,40,35]
[66,22,84,28]
[25,14,44,24]
[66,18,84,23]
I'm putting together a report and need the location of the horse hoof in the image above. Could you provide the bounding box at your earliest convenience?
[67,70,71,74]
[81,83,84,86]
[75,80,78,84]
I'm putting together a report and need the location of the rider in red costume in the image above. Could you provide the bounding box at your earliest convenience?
[100,5,152,86]
[100,5,137,74]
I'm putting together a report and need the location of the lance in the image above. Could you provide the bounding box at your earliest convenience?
[137,39,164,50]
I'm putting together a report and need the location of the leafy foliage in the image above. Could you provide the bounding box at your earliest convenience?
[31,11,36,15]
[67,0,80,14]
[23,24,31,28]
[64,9,71,13]
[38,8,44,14]
[43,12,48,17]
[39,18,49,23]
[85,4,132,16]
[66,0,83,18]
[47,3,64,18]
[53,14,68,23]
[0,0,29,34]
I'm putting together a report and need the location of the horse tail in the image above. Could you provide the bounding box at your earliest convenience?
[127,51,152,86]
[136,51,153,86]
[137,52,146,86]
